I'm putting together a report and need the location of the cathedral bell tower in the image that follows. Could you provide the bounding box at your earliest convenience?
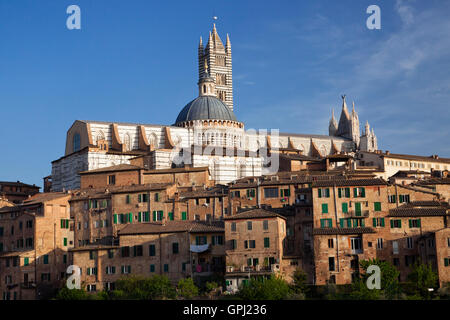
[198,23,234,111]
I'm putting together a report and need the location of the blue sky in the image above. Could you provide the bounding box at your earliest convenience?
[0,0,449,188]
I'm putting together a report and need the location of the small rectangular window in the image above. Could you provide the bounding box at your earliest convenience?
[247,221,252,230]
[263,220,269,230]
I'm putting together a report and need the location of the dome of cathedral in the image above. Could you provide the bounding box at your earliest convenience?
[175,96,237,124]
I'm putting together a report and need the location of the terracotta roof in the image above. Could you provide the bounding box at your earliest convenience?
[118,220,224,235]
[143,166,209,175]
[393,184,440,195]
[22,192,70,205]
[79,164,143,175]
[0,250,34,258]
[70,183,173,200]
[69,245,120,252]
[0,181,40,188]
[363,151,450,164]
[404,201,448,207]
[312,178,387,187]
[388,208,448,217]
[313,227,376,235]
[178,186,228,199]
[223,208,286,221]
[414,178,450,185]
[279,154,321,161]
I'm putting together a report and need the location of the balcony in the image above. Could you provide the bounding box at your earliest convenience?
[21,282,36,289]
[345,210,369,218]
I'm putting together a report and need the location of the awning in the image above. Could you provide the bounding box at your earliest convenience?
[190,244,209,253]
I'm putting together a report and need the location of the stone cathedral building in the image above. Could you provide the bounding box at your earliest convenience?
[50,24,378,191]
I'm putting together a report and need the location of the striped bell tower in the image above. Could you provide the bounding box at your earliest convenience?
[198,24,234,111]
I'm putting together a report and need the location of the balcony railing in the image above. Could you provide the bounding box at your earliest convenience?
[345,210,369,218]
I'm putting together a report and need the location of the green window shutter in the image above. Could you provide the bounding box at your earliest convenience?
[63,238,67,246]
[153,211,157,221]
[390,220,394,228]
[345,188,350,198]
[361,219,365,227]
[247,258,252,266]
[374,202,381,211]
[322,203,328,214]
[264,237,270,248]
[339,219,344,228]
[399,220,402,228]
[60,219,64,228]
[24,257,29,266]
[113,214,117,224]
[318,189,322,198]
[355,202,361,214]
[320,219,325,228]
[325,188,330,197]
[138,212,142,222]
[353,188,357,198]
[342,202,348,213]
[445,258,449,267]
[169,212,174,220]
[138,194,142,203]
[381,218,385,227]
[409,219,412,228]
[347,219,352,228]
[373,218,377,227]
[182,212,187,220]
[338,188,342,198]
[417,219,421,227]
[361,188,365,197]
[89,200,92,209]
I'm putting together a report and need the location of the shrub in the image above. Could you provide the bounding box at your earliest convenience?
[55,287,91,300]
[177,278,199,299]
[238,276,291,300]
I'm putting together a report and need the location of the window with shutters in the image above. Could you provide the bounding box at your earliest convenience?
[342,202,348,213]
[390,219,402,228]
[246,189,256,198]
[134,245,143,257]
[377,238,383,249]
[264,188,278,198]
[108,250,114,259]
[320,219,332,228]
[181,212,187,220]
[322,203,328,214]
[247,221,252,230]
[392,241,399,254]
[373,217,385,227]
[328,239,334,248]
[164,264,169,272]
[230,239,237,250]
[264,237,270,248]
[172,243,179,254]
[374,202,382,211]
[121,247,130,257]
[353,187,365,198]
[444,258,449,267]
[406,237,414,249]
[263,220,269,230]
[150,264,155,272]
[149,244,156,256]
[43,255,49,264]
[409,219,421,228]
[126,195,130,204]
[328,257,335,271]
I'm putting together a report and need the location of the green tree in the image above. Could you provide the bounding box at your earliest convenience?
[55,287,91,300]
[358,259,401,299]
[291,267,309,295]
[407,261,438,299]
[111,275,176,300]
[177,278,199,299]
[238,276,291,300]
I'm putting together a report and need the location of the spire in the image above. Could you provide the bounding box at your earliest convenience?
[329,108,338,136]
[365,120,370,135]
[199,36,203,48]
[226,33,231,49]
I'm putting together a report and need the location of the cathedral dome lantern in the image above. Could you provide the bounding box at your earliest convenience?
[174,60,242,128]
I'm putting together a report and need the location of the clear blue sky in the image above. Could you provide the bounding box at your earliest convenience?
[0,0,449,188]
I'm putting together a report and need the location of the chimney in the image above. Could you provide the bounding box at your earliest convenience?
[385,150,390,155]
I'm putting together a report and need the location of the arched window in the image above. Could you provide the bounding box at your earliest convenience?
[73,133,81,153]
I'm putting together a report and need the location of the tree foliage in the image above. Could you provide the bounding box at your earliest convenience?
[237,276,291,300]
[55,287,91,300]
[109,275,176,300]
[177,278,199,299]
[291,267,309,295]
[407,261,438,299]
